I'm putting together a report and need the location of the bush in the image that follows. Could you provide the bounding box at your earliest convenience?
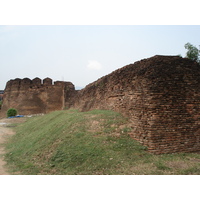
[7,108,17,117]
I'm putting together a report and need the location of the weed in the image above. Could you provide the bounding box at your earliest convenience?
[154,161,171,171]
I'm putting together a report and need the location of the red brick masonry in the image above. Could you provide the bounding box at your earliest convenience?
[1,56,200,154]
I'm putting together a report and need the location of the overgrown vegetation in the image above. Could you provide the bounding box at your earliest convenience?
[7,108,17,117]
[184,42,200,63]
[4,109,200,175]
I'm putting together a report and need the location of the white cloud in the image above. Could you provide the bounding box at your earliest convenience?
[87,60,102,70]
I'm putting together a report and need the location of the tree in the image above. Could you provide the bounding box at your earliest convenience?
[184,42,200,63]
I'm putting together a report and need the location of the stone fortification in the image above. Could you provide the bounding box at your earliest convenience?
[72,55,200,154]
[0,77,75,116]
[1,55,200,154]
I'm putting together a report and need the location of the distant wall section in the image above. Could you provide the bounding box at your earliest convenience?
[0,77,75,116]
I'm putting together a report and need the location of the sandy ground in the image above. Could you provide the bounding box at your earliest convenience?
[0,118,26,175]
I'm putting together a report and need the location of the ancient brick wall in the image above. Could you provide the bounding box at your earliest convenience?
[1,55,200,154]
[0,77,75,116]
[72,56,200,154]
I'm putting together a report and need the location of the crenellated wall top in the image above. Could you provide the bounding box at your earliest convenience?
[5,77,74,91]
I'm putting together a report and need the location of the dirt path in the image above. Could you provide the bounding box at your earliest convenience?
[0,118,26,175]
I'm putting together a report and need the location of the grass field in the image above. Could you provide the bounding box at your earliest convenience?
[4,109,200,175]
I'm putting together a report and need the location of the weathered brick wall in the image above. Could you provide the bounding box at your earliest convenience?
[72,56,200,154]
[1,55,199,154]
[0,77,75,116]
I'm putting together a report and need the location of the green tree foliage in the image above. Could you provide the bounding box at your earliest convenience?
[184,42,200,63]
[0,100,2,109]
[7,108,17,117]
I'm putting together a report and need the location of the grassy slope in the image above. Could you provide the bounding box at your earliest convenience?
[4,109,200,175]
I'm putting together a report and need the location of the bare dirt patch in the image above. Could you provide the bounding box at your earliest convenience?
[0,117,26,175]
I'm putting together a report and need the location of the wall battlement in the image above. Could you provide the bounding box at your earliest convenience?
[5,77,75,91]
[1,77,76,115]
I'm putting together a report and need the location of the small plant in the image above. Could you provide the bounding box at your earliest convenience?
[0,100,2,109]
[155,161,171,171]
[7,108,17,117]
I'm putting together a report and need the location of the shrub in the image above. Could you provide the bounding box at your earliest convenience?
[7,108,17,117]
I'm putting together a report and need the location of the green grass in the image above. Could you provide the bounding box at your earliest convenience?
[4,109,200,175]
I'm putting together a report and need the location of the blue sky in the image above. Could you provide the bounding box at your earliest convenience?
[0,25,200,90]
